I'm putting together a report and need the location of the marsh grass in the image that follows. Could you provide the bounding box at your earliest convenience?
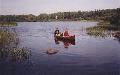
[0,30,18,48]
[0,26,31,62]
[0,47,31,62]
[0,22,17,27]
[86,21,120,38]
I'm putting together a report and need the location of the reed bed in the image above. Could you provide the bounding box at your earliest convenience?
[86,21,120,38]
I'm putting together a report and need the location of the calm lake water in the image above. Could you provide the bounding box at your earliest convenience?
[0,22,120,75]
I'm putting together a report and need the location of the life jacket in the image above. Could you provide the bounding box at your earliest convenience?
[64,30,69,37]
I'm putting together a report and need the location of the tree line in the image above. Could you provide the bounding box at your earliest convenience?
[0,8,120,25]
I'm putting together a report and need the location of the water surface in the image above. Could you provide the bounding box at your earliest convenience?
[0,22,120,75]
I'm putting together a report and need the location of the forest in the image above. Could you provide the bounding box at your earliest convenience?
[0,8,120,25]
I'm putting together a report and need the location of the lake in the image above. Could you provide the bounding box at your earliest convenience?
[0,22,120,75]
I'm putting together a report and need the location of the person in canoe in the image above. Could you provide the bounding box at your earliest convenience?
[54,28,60,36]
[54,28,63,37]
[64,28,70,37]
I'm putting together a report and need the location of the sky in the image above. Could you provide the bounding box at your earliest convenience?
[0,0,120,15]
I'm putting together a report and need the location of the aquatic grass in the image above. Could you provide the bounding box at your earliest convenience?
[0,22,17,27]
[0,29,31,62]
[0,47,31,62]
[86,21,120,38]
[0,25,30,62]
[87,25,120,31]
[0,30,18,48]
[86,30,108,38]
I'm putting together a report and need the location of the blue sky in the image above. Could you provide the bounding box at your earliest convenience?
[1,0,120,15]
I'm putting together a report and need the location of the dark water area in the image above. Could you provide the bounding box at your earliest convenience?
[0,22,120,75]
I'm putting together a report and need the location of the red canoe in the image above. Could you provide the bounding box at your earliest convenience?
[54,35,75,42]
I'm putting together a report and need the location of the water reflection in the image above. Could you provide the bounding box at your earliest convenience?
[54,38,75,48]
[45,35,76,55]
